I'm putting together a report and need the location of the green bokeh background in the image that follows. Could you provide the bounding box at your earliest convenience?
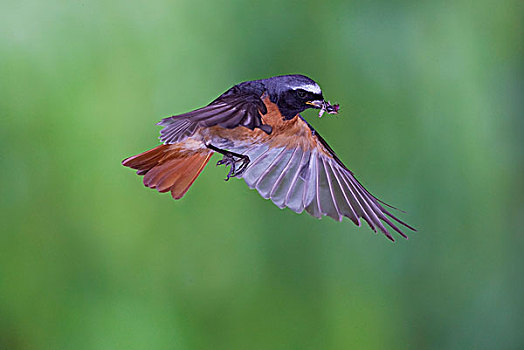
[1,1,523,349]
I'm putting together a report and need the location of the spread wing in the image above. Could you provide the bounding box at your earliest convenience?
[157,85,271,144]
[229,116,415,241]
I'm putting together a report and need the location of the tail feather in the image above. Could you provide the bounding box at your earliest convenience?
[155,160,189,192]
[122,145,169,175]
[122,145,212,199]
[169,153,212,199]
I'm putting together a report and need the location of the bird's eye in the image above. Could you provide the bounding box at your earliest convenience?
[296,90,307,99]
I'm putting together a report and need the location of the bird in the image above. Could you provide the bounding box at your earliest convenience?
[122,74,415,241]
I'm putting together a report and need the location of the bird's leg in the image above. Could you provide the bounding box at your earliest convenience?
[206,144,250,181]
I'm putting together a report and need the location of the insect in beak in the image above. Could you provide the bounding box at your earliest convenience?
[306,100,340,117]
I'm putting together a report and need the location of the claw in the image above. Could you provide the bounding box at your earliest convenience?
[216,153,250,180]
[234,156,250,176]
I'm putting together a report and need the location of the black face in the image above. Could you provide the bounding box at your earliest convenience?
[277,89,324,119]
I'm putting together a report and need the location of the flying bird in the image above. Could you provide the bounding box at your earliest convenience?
[122,74,415,240]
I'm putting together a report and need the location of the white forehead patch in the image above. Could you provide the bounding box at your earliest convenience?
[292,83,322,95]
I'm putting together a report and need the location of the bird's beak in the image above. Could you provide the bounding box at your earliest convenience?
[306,100,325,109]
[306,100,340,117]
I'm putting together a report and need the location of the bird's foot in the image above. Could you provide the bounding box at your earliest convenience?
[217,153,250,181]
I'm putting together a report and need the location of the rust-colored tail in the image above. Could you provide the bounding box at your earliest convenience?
[122,145,213,199]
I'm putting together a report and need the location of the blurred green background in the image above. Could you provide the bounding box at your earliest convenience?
[1,0,523,349]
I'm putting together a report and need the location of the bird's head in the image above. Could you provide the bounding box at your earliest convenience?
[263,74,339,119]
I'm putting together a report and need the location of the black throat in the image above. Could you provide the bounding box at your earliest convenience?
[268,91,306,119]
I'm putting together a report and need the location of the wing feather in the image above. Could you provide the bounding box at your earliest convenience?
[328,163,360,226]
[349,179,409,238]
[283,150,310,213]
[234,115,414,240]
[243,146,284,188]
[158,88,269,144]
[340,170,389,236]
[218,108,245,129]
[269,147,300,201]
[313,157,341,221]
[255,148,290,199]
[305,154,323,218]
[321,158,343,221]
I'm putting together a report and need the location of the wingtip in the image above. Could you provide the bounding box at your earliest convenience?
[379,200,407,214]
[156,116,173,126]
[385,233,395,242]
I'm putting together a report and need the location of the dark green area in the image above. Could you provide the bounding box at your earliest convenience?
[1,1,523,349]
